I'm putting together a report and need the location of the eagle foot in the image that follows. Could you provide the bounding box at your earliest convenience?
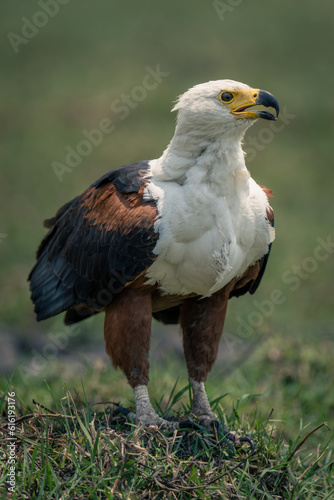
[127,411,179,430]
[221,429,255,454]
[112,405,254,452]
[112,408,254,451]
[189,417,255,453]
[125,412,213,433]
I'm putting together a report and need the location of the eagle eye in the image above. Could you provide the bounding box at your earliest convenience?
[219,91,234,103]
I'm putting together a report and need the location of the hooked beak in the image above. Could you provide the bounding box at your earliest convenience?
[232,89,280,121]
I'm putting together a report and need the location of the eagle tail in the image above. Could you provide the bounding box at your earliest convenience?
[28,250,75,321]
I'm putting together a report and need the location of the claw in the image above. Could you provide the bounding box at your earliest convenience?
[210,420,222,433]
[109,406,133,430]
[221,429,255,453]
[178,420,203,431]
[223,429,236,442]
[113,406,131,417]
[236,434,255,454]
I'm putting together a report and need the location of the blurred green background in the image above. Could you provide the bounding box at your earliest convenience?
[1,0,333,447]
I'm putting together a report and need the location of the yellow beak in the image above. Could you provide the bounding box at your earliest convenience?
[231,89,280,121]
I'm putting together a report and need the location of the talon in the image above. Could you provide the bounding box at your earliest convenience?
[210,420,222,433]
[223,429,236,442]
[126,411,179,430]
[113,406,131,417]
[236,434,255,454]
[109,406,132,428]
[178,420,203,431]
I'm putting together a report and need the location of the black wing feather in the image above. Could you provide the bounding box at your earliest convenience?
[29,161,157,323]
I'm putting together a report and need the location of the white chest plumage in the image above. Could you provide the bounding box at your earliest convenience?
[143,152,274,297]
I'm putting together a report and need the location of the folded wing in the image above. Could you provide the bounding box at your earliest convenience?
[29,162,158,324]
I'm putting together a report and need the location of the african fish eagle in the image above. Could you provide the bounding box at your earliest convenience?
[29,79,279,430]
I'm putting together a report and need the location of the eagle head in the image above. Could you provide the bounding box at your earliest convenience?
[172,79,279,138]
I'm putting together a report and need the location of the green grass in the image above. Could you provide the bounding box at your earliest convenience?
[0,384,333,499]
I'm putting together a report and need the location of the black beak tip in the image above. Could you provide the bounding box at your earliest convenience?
[256,90,280,118]
[257,110,277,121]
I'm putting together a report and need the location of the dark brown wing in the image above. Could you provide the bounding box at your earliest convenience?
[29,162,158,323]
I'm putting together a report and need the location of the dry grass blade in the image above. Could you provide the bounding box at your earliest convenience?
[110,447,127,495]
[287,422,330,463]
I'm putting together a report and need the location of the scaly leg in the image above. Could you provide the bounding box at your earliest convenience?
[104,287,176,428]
[190,379,215,420]
[181,281,257,451]
[180,286,232,425]
[132,385,167,426]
